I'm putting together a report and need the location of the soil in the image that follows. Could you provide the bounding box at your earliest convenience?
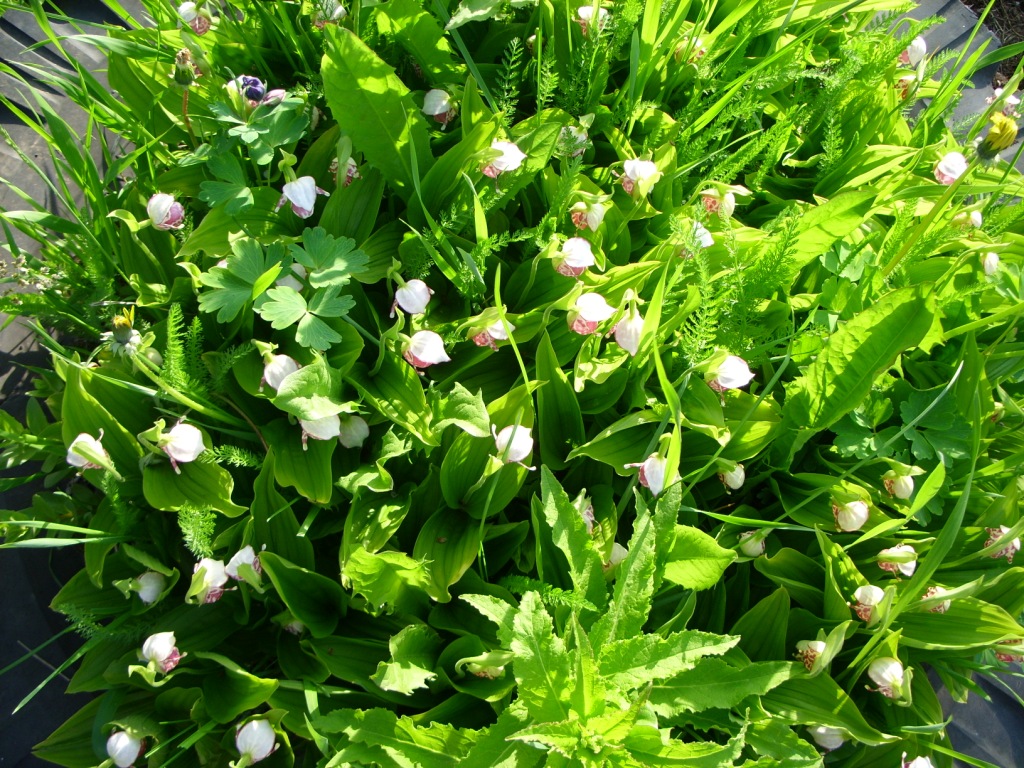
[961,0,1024,86]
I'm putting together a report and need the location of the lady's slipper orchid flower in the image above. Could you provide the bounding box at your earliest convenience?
[134,571,167,605]
[313,0,347,28]
[624,453,668,496]
[603,542,628,571]
[985,525,1020,562]
[329,157,360,187]
[299,414,341,450]
[493,424,535,469]
[194,558,229,603]
[141,631,183,673]
[161,423,206,473]
[570,200,606,231]
[851,585,885,623]
[392,279,433,316]
[795,640,826,671]
[338,414,370,449]
[899,36,926,66]
[422,89,456,127]
[404,330,451,369]
[483,140,526,178]
[878,544,917,577]
[700,188,736,218]
[277,176,329,219]
[472,319,514,351]
[262,353,300,392]
[933,152,968,185]
[613,306,644,356]
[738,530,767,558]
[988,87,1022,118]
[555,238,596,277]
[275,263,307,292]
[833,499,869,532]
[147,193,185,230]
[884,472,915,499]
[621,158,661,195]
[983,251,1000,276]
[178,2,211,35]
[107,731,144,768]
[921,585,951,613]
[903,755,935,768]
[235,719,278,764]
[225,545,262,581]
[569,292,615,335]
[576,5,609,34]
[709,355,754,392]
[952,210,983,228]
[866,656,904,698]
[66,432,108,470]
[808,726,845,752]
[996,639,1024,663]
[719,463,745,491]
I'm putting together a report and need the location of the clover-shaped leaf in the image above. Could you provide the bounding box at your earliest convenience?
[197,240,283,323]
[257,285,354,351]
[290,227,369,288]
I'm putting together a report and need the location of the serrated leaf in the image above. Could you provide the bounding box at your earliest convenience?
[370,625,443,695]
[197,239,282,323]
[297,314,344,351]
[598,631,740,690]
[590,506,657,648]
[649,658,796,716]
[662,525,737,591]
[460,594,517,645]
[456,704,543,768]
[258,286,308,329]
[316,708,476,768]
[291,227,369,288]
[624,724,746,767]
[198,180,254,213]
[510,591,571,722]
[308,285,356,317]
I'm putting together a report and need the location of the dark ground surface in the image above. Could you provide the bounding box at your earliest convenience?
[961,0,1024,85]
[1,1,1023,767]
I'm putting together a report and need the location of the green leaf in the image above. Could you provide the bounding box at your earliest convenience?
[460,594,517,645]
[536,331,585,470]
[786,190,876,269]
[196,652,279,723]
[375,0,464,81]
[198,238,282,323]
[272,358,348,420]
[290,227,368,288]
[179,187,289,260]
[599,631,740,690]
[731,588,790,662]
[510,591,571,722]
[252,452,315,570]
[898,597,1024,650]
[258,286,308,329]
[260,552,345,638]
[322,28,434,202]
[745,719,821,767]
[456,704,544,768]
[624,725,746,767]
[343,548,432,616]
[371,625,443,695]
[662,525,737,591]
[263,419,336,504]
[649,658,796,717]
[349,357,437,447]
[307,286,355,317]
[315,708,476,768]
[591,506,657,648]
[198,180,254,214]
[434,382,491,438]
[296,313,344,351]
[142,459,247,517]
[413,508,482,602]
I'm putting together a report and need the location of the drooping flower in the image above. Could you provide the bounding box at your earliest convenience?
[576,5,610,34]
[570,200,606,231]
[878,544,917,577]
[277,177,329,219]
[708,355,754,392]
[866,656,905,699]
[66,432,108,470]
[699,188,736,218]
[833,500,869,532]
[329,156,361,187]
[605,542,628,570]
[613,306,644,356]
[719,463,745,491]
[933,152,968,185]
[899,36,927,66]
[235,719,278,764]
[299,414,341,450]
[422,89,456,127]
[985,525,1020,563]
[921,585,951,614]
[392,279,433,316]
[404,330,451,369]
[569,292,615,335]
[902,755,935,768]
[178,2,211,35]
[161,423,206,473]
[193,558,229,603]
[225,545,262,581]
[620,158,662,195]
[624,453,668,496]
[983,251,1000,276]
[884,473,915,499]
[795,640,826,671]
[312,0,347,28]
[483,140,526,178]
[338,414,370,449]
[808,725,845,752]
[140,631,183,673]
[996,638,1024,663]
[107,731,144,768]
[262,354,300,392]
[147,193,185,230]
[471,319,514,351]
[738,530,767,558]
[987,87,1022,118]
[554,238,596,277]
[493,424,535,469]
[851,585,885,624]
[134,571,167,605]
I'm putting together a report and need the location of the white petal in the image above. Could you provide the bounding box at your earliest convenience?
[395,279,432,314]
[142,632,177,664]
[808,726,845,751]
[338,414,370,448]
[236,719,277,762]
[263,354,300,391]
[575,292,615,322]
[867,657,904,688]
[721,464,745,489]
[494,425,533,463]
[836,500,869,531]
[407,330,451,365]
[716,355,754,389]
[560,238,595,268]
[225,546,257,579]
[613,310,644,356]
[147,193,176,225]
[643,454,667,496]
[165,423,206,463]
[623,158,659,182]
[282,177,318,215]
[107,731,143,768]
[854,585,884,606]
[490,141,526,172]
[422,89,451,116]
[300,414,341,442]
[197,558,229,588]
[67,432,105,467]
[136,572,166,604]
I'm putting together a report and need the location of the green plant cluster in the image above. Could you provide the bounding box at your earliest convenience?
[1,0,1023,766]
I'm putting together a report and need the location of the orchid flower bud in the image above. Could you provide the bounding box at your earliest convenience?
[482,140,526,178]
[107,731,144,768]
[422,89,456,127]
[699,188,736,218]
[313,0,347,28]
[983,251,1000,276]
[605,542,628,570]
[899,36,927,66]
[808,725,845,752]
[141,631,183,673]
[225,545,262,581]
[262,353,300,392]
[795,640,826,671]
[708,355,754,392]
[160,423,205,473]
[193,558,229,603]
[903,755,935,768]
[833,500,869,532]
[866,656,904,699]
[392,279,433,316]
[134,571,167,605]
[719,463,745,491]
[613,306,644,356]
[851,585,885,624]
[933,152,968,185]
[576,5,609,34]
[569,292,615,335]
[403,330,450,369]
[178,2,211,35]
[493,424,535,469]
[985,525,1020,562]
[738,530,767,558]
[996,638,1023,663]
[66,432,109,470]
[624,453,668,496]
[921,585,951,613]
[147,193,185,230]
[620,158,661,196]
[276,176,329,218]
[570,200,606,231]
[235,719,278,763]
[883,472,915,499]
[338,414,370,449]
[554,237,596,277]
[299,414,341,450]
[878,544,917,577]
[172,48,198,86]
[471,319,513,351]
